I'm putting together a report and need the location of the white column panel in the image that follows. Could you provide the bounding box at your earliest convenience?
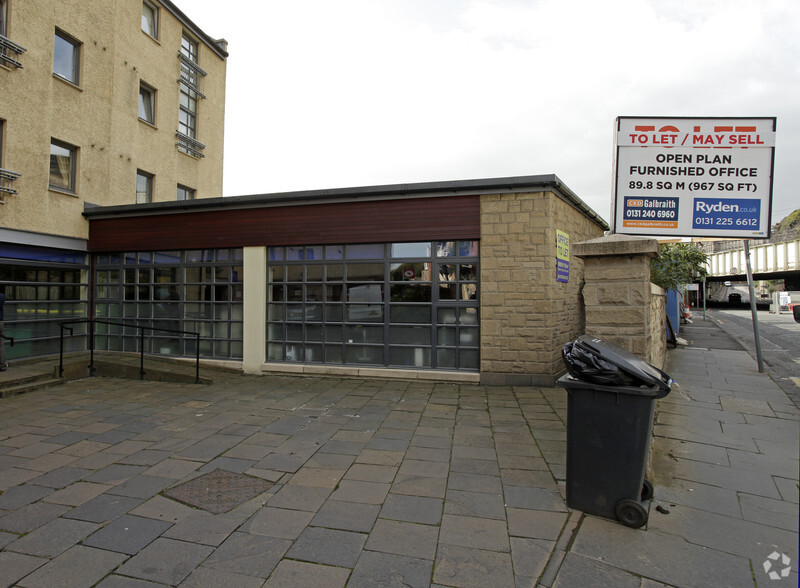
[242,246,267,374]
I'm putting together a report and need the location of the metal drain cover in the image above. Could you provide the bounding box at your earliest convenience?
[162,469,273,514]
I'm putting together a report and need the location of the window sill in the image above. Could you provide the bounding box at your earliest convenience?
[48,186,78,198]
[138,118,158,129]
[141,30,161,45]
[53,73,82,91]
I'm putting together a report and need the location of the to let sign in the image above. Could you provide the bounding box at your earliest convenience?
[556,230,569,283]
[612,117,776,238]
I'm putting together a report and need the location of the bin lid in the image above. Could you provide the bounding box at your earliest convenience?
[573,335,671,393]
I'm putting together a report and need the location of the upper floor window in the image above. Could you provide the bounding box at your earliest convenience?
[0,0,26,70]
[138,82,155,124]
[0,0,7,37]
[136,170,153,203]
[180,34,197,63]
[177,184,195,201]
[179,33,206,97]
[53,30,79,84]
[0,119,20,196]
[141,1,158,39]
[49,139,77,193]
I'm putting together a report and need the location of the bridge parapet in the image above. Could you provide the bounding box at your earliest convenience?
[706,237,800,278]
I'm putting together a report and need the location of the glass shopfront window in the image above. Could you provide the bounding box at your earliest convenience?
[94,248,243,359]
[267,241,478,371]
[0,255,89,360]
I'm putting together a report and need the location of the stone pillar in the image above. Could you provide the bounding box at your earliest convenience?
[574,234,665,366]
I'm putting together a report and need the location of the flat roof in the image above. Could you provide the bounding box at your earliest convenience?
[84,174,610,230]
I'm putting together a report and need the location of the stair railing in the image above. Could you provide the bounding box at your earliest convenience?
[58,318,201,384]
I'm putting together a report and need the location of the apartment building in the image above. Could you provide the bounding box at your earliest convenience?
[0,0,227,359]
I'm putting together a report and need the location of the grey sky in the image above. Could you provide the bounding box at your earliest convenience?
[186,0,799,226]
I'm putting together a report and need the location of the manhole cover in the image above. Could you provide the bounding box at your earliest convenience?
[161,469,273,514]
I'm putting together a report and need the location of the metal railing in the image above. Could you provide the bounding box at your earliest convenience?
[58,319,201,383]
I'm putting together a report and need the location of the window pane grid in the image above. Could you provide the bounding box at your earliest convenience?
[94,249,243,360]
[267,241,478,370]
[1,260,89,360]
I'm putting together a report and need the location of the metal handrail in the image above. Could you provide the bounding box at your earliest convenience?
[58,318,201,383]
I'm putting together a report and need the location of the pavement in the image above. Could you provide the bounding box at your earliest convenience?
[0,313,797,587]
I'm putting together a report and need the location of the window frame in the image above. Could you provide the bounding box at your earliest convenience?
[178,83,197,139]
[138,81,156,125]
[0,0,7,37]
[49,139,78,193]
[266,241,480,370]
[141,0,158,40]
[180,33,198,63]
[53,29,80,85]
[177,184,195,201]
[136,169,153,204]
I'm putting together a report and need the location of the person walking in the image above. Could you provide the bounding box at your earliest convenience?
[0,289,6,371]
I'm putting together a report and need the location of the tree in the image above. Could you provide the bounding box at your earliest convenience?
[650,243,708,291]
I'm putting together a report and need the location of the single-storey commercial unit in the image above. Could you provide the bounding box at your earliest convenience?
[23,175,609,385]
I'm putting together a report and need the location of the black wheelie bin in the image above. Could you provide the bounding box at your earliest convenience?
[556,335,671,528]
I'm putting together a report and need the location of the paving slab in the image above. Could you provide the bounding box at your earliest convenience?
[16,545,127,588]
[552,552,641,588]
[285,526,367,568]
[310,499,380,533]
[348,550,433,588]
[439,513,510,552]
[241,506,315,539]
[0,485,53,510]
[365,518,439,560]
[201,531,292,578]
[0,552,46,587]
[5,517,99,558]
[570,515,754,588]
[115,537,214,585]
[433,544,514,587]
[647,501,798,567]
[82,513,172,555]
[0,336,796,588]
[380,493,443,525]
[0,501,70,534]
[179,566,267,588]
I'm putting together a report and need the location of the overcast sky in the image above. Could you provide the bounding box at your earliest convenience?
[185,0,799,226]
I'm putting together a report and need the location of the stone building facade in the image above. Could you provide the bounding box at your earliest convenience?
[0,0,227,239]
[0,0,227,359]
[82,175,609,385]
[480,190,608,384]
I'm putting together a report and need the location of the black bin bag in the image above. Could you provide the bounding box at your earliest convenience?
[557,335,671,528]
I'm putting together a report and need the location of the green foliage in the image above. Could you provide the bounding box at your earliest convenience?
[650,243,708,291]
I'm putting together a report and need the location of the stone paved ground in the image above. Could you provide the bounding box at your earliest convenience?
[0,316,797,587]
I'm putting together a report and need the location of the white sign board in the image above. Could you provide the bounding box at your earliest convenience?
[613,117,776,238]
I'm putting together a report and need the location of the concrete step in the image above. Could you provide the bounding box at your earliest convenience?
[0,375,65,398]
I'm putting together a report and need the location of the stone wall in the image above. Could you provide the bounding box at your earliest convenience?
[649,284,667,368]
[480,190,606,385]
[574,234,666,368]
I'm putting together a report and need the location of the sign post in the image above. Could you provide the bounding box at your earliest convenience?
[613,117,776,372]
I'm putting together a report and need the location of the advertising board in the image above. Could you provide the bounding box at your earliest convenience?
[613,117,775,238]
